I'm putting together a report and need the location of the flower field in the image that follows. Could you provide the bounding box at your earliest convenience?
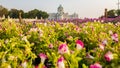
[0,19,120,68]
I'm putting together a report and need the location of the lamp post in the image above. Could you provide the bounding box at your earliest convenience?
[117,0,120,16]
[118,0,120,10]
[19,12,22,23]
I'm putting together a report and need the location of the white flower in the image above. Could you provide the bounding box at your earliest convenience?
[8,65,11,68]
[109,30,113,35]
[44,23,47,26]
[21,61,27,68]
[9,56,15,60]
[29,28,38,32]
[22,36,27,42]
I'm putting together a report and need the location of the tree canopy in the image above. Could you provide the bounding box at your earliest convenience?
[106,9,120,18]
[0,5,8,17]
[107,10,116,18]
[0,5,49,19]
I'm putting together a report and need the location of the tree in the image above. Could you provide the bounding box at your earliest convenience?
[27,9,49,19]
[0,5,49,19]
[27,9,40,18]
[8,9,19,18]
[0,5,8,17]
[107,10,116,18]
[40,11,49,19]
[23,13,29,18]
[116,9,120,16]
[8,9,24,18]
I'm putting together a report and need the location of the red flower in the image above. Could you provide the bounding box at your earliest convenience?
[35,65,38,68]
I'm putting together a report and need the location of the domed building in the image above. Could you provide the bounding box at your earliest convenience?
[48,5,78,20]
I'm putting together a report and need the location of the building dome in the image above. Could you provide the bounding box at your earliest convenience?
[58,5,63,10]
[48,4,78,20]
[57,5,64,13]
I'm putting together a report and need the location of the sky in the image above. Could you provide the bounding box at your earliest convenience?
[0,0,118,18]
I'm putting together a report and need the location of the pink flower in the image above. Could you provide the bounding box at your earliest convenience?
[99,40,107,50]
[102,40,107,45]
[99,44,105,50]
[49,43,53,49]
[86,53,94,59]
[113,33,118,38]
[70,50,75,54]
[111,33,118,42]
[58,43,69,54]
[74,26,80,32]
[76,27,80,31]
[39,53,47,63]
[104,51,113,62]
[57,56,65,68]
[90,63,102,68]
[35,65,47,68]
[76,40,84,50]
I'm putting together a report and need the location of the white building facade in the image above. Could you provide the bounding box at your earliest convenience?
[48,5,78,20]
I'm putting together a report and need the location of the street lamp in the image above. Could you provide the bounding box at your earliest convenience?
[117,0,120,16]
[118,0,120,10]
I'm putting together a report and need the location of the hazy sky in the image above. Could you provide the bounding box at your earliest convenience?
[0,0,118,18]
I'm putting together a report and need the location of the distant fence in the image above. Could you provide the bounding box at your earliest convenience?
[13,19,37,22]
[1,17,120,24]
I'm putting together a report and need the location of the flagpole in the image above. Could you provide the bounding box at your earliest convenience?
[118,0,119,10]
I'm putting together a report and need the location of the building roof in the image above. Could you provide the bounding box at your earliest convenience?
[58,4,63,10]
